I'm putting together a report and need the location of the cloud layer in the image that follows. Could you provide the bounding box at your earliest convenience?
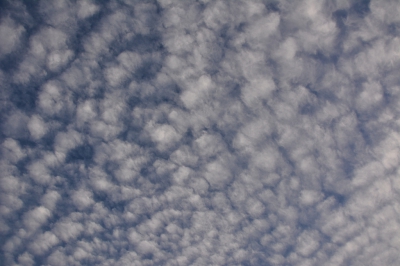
[1,0,400,265]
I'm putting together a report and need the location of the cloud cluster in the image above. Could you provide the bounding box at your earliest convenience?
[1,0,400,265]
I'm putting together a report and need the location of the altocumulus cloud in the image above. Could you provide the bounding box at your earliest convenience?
[1,0,400,265]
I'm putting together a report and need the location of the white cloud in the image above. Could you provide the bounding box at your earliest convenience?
[28,115,48,140]
[299,189,324,207]
[0,17,25,57]
[53,219,84,242]
[203,157,232,190]
[3,111,30,139]
[38,81,74,117]
[370,0,400,24]
[29,231,59,255]
[148,123,182,151]
[71,189,94,210]
[18,252,35,266]
[295,230,321,257]
[23,206,51,233]
[27,161,52,185]
[47,249,69,266]
[1,0,400,265]
[46,49,74,72]
[77,0,100,20]
[244,12,280,50]
[1,138,25,163]
[76,100,97,127]
[54,129,82,156]
[40,190,61,211]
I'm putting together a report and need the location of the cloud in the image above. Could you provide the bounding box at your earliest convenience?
[23,206,51,233]
[0,17,25,57]
[1,0,400,265]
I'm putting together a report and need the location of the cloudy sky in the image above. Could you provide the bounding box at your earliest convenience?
[1,0,400,265]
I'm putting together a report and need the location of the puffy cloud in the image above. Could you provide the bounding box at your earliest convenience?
[71,189,94,210]
[295,230,321,257]
[1,138,26,163]
[77,0,100,20]
[18,252,35,266]
[53,219,84,242]
[23,206,51,233]
[147,123,182,152]
[1,0,400,265]
[29,231,59,255]
[0,17,25,57]
[27,161,52,185]
[38,81,75,117]
[3,111,30,139]
[40,190,61,211]
[28,115,48,140]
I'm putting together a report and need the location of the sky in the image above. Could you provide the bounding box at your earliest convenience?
[1,0,400,265]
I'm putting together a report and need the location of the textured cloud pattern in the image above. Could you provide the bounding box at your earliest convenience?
[1,0,400,265]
